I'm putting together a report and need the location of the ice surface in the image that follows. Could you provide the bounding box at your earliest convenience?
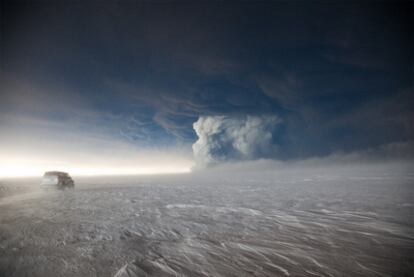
[0,163,413,276]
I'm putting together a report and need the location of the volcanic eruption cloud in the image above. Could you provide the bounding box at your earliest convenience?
[192,115,282,167]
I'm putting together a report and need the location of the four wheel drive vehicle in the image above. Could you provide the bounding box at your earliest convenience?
[40,171,74,189]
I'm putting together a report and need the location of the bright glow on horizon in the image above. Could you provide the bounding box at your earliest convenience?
[0,163,191,178]
[0,133,194,178]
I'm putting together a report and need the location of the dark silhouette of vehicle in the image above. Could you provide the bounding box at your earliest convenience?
[40,171,74,189]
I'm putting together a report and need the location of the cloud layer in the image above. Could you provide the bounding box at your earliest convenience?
[192,115,281,167]
[1,2,412,170]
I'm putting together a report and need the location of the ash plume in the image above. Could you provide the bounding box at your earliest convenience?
[192,115,282,167]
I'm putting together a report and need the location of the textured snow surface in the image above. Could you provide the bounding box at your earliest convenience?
[0,165,413,277]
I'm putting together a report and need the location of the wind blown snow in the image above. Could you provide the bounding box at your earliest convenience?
[192,115,281,167]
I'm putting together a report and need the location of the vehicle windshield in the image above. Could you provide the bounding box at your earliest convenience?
[41,175,58,185]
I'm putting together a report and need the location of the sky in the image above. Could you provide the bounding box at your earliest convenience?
[0,1,413,176]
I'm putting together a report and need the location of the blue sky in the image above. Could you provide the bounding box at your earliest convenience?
[0,1,413,174]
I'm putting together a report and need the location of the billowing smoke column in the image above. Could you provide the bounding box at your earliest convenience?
[192,115,281,167]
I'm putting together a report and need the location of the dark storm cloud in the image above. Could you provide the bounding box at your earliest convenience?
[1,1,413,163]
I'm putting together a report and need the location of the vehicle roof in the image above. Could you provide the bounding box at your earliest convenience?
[43,171,70,177]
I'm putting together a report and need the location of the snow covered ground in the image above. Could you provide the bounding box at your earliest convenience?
[0,163,413,276]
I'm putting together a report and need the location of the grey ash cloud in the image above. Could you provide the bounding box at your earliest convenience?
[192,115,282,167]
